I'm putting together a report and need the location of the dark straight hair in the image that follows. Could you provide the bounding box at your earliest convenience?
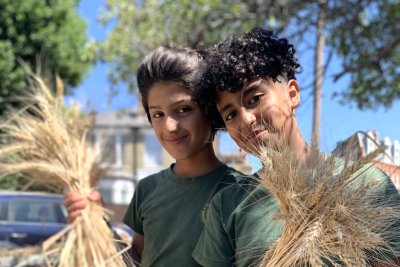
[136,46,206,123]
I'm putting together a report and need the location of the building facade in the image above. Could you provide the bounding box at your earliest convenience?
[92,109,174,208]
[334,130,400,190]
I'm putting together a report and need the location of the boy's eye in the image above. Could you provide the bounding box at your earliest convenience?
[225,110,237,121]
[152,112,163,119]
[248,94,262,105]
[177,106,192,113]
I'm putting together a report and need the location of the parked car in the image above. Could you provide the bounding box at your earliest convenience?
[0,191,67,248]
[112,223,133,243]
[0,191,133,249]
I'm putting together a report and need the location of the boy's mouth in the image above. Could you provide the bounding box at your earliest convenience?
[251,122,279,136]
[164,135,188,144]
[247,125,278,143]
[248,125,268,141]
[252,129,265,139]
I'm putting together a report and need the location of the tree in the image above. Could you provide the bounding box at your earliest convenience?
[0,0,94,113]
[97,0,400,147]
[330,0,400,110]
[97,0,312,92]
[282,0,400,146]
[311,0,326,148]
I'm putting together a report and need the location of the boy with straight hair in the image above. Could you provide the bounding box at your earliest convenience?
[65,46,244,266]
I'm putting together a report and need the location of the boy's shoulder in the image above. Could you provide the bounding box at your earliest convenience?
[218,164,248,182]
[206,175,279,231]
[332,157,399,202]
[212,175,271,209]
[332,157,389,182]
[136,167,172,191]
[136,164,247,194]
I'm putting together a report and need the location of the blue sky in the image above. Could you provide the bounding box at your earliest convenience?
[71,0,400,169]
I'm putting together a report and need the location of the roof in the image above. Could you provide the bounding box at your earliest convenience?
[373,161,400,174]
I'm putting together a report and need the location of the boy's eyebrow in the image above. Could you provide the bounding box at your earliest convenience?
[243,80,262,98]
[148,99,191,110]
[218,81,262,115]
[219,103,233,115]
[148,105,161,110]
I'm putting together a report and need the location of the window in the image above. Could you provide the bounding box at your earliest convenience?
[0,202,7,221]
[98,188,113,204]
[92,133,124,168]
[143,129,162,166]
[121,188,128,203]
[103,135,117,165]
[11,201,63,224]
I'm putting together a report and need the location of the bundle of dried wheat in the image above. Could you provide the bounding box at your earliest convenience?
[0,246,41,258]
[0,76,133,267]
[0,246,47,267]
[258,146,400,267]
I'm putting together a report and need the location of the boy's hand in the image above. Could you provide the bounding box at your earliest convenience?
[64,190,101,223]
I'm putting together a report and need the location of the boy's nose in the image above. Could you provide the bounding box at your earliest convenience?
[239,107,256,127]
[165,116,179,132]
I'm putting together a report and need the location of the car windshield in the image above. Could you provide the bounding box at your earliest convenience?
[11,200,67,224]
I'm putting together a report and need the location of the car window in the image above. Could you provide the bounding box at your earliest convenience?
[11,200,64,224]
[0,202,7,221]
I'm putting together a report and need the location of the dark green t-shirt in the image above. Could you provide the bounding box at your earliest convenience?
[123,164,244,267]
[193,160,400,267]
[192,178,280,267]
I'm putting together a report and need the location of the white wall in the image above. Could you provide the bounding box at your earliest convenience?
[393,140,400,166]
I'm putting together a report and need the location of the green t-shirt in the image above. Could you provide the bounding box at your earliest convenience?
[192,178,281,267]
[123,164,244,267]
[193,160,400,267]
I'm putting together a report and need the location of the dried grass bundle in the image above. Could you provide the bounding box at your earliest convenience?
[258,145,400,267]
[0,246,46,267]
[0,76,133,267]
[0,246,41,257]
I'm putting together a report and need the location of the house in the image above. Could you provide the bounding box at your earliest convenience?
[333,130,400,190]
[91,108,173,221]
[92,108,253,222]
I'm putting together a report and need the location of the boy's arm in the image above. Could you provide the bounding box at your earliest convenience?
[369,167,400,266]
[130,231,144,264]
[192,193,234,267]
[123,184,146,265]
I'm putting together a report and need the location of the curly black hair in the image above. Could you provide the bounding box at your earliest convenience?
[194,28,301,129]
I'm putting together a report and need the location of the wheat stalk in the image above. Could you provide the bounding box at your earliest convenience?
[0,76,134,267]
[258,145,400,267]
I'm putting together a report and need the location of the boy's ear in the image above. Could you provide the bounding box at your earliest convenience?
[287,79,300,109]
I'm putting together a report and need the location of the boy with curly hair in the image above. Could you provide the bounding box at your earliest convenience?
[192,28,400,267]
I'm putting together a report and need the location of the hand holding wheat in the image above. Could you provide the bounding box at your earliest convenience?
[0,76,134,267]
[258,145,400,267]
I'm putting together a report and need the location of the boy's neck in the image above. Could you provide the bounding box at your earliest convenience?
[172,145,222,178]
[292,138,310,163]
[286,127,310,163]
